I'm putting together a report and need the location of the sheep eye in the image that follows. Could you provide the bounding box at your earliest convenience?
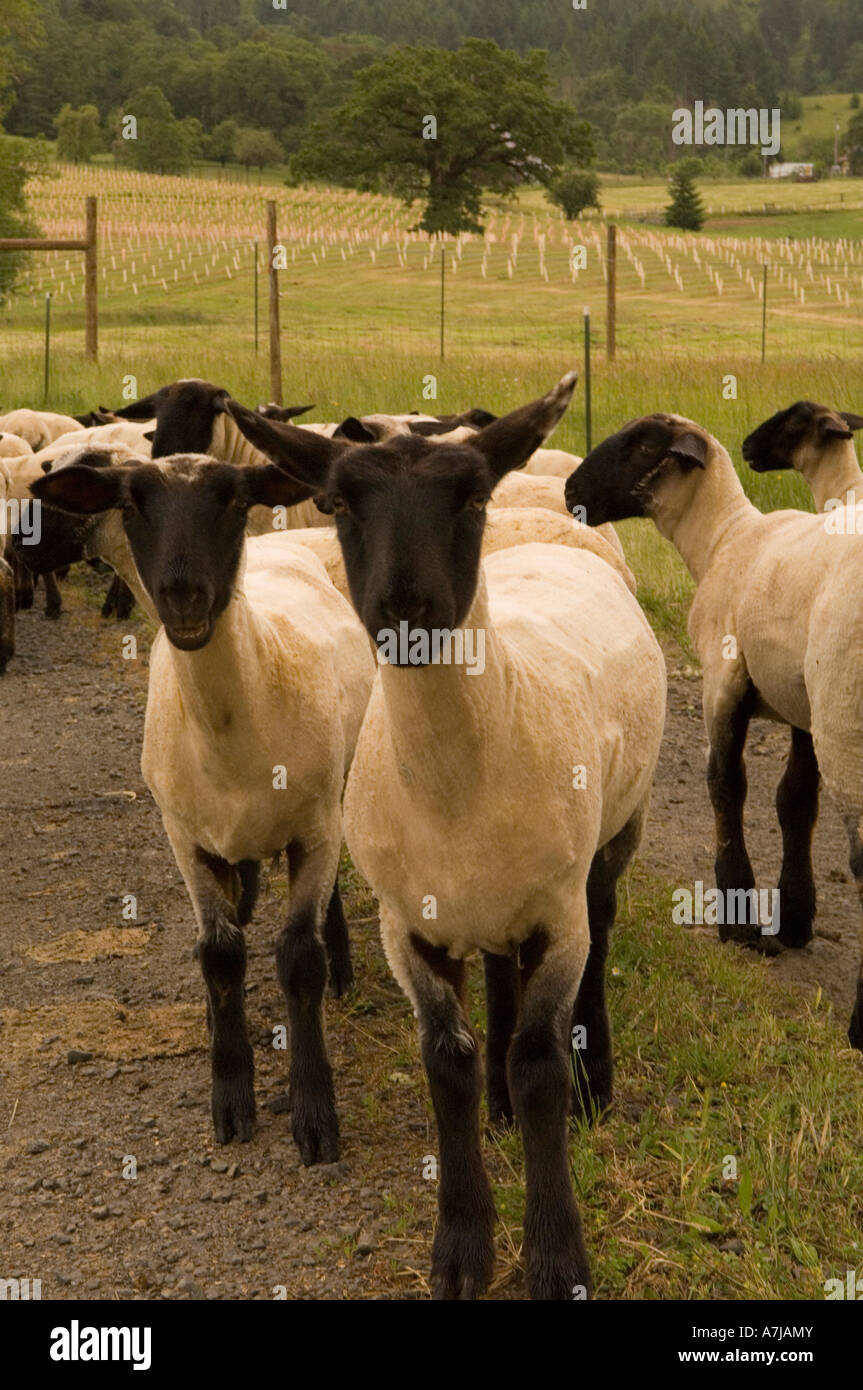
[468,494,489,511]
[330,495,349,515]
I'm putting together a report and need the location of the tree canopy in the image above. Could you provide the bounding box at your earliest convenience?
[292,41,592,233]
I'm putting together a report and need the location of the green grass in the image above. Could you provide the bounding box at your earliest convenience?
[475,869,863,1300]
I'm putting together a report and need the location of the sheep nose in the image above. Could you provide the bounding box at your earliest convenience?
[380,600,431,630]
[157,579,209,618]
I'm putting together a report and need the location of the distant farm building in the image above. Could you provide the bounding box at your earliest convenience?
[769,162,816,181]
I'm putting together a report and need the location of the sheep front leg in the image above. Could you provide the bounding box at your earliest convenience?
[167,824,256,1144]
[384,922,496,1299]
[483,950,519,1127]
[705,682,762,946]
[276,842,340,1165]
[12,551,33,610]
[775,728,819,948]
[509,923,592,1300]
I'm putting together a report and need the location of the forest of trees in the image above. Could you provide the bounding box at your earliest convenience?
[2,0,863,174]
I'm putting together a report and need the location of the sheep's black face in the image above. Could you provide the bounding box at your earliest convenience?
[30,450,314,651]
[742,401,858,473]
[120,460,248,650]
[112,379,230,456]
[326,436,491,656]
[11,497,92,574]
[566,415,707,525]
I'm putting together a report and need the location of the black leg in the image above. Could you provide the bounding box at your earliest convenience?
[236,859,260,926]
[572,811,644,1121]
[0,558,14,673]
[707,684,764,946]
[508,926,592,1300]
[483,951,518,1127]
[193,849,255,1145]
[775,727,819,948]
[844,818,863,1053]
[101,573,118,617]
[322,879,353,997]
[43,570,61,619]
[115,578,135,620]
[275,846,339,1165]
[402,934,495,1299]
[13,553,33,611]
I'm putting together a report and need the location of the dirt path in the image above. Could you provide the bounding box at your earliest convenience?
[1,578,859,1300]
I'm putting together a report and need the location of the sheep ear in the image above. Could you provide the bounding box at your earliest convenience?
[819,414,854,440]
[668,431,708,469]
[282,403,315,420]
[333,417,376,443]
[471,371,578,478]
[111,390,164,420]
[30,464,127,514]
[242,464,318,509]
[465,408,498,429]
[226,397,343,491]
[839,412,863,433]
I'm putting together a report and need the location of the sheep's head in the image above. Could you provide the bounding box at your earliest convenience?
[109,378,230,455]
[30,449,312,650]
[565,414,710,526]
[742,401,863,476]
[227,372,577,655]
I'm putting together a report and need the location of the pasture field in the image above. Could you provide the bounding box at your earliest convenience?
[2,164,863,1300]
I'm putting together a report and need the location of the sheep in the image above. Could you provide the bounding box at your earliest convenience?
[236,373,667,1299]
[32,448,375,1160]
[0,432,33,459]
[0,409,83,449]
[743,401,863,513]
[331,412,582,478]
[108,379,330,532]
[565,411,863,1051]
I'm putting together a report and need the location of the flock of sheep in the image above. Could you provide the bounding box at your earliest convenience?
[2,376,862,1299]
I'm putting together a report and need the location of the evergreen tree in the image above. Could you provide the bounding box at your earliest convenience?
[665,163,705,231]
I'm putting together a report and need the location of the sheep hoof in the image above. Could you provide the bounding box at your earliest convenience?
[526,1217,592,1301]
[211,1077,256,1145]
[292,1100,340,1166]
[45,606,61,620]
[430,1219,495,1299]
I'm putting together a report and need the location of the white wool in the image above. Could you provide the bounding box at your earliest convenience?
[143,541,374,873]
[344,542,665,961]
[266,505,635,599]
[0,433,33,459]
[0,409,82,448]
[50,422,155,454]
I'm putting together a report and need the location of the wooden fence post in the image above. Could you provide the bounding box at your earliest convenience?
[84,195,97,361]
[606,223,616,361]
[267,201,282,405]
